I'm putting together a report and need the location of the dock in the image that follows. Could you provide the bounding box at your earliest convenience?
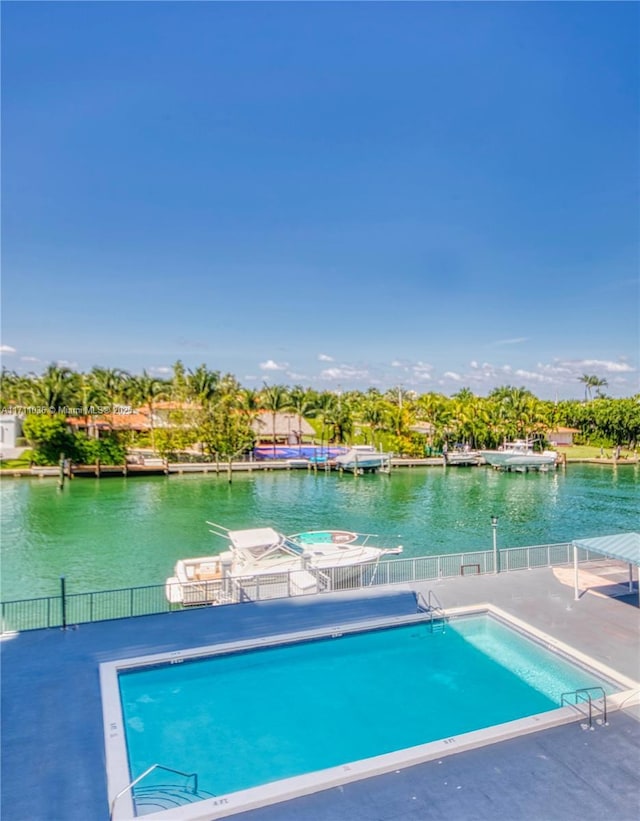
[2,454,637,480]
[0,456,445,479]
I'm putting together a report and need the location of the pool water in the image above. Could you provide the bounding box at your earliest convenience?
[118,615,615,798]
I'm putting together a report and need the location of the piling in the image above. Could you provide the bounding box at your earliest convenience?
[58,453,65,490]
[60,576,67,630]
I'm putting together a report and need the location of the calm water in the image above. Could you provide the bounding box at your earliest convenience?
[1,464,638,599]
[119,615,616,796]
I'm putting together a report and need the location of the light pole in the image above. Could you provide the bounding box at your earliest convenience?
[491,515,499,573]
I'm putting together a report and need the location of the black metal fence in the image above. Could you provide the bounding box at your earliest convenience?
[2,542,597,635]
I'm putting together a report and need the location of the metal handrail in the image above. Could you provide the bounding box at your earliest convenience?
[576,686,608,724]
[427,589,445,613]
[109,763,199,820]
[561,686,608,729]
[415,589,446,631]
[427,589,447,632]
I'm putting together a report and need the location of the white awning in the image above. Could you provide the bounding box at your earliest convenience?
[571,532,640,601]
[572,532,640,566]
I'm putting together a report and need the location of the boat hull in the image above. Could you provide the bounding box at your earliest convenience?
[481,451,557,469]
[336,458,387,472]
[444,451,481,466]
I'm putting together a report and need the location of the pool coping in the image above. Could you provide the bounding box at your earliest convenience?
[101,604,640,821]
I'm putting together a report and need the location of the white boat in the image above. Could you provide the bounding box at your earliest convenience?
[444,446,481,466]
[334,445,391,473]
[165,522,403,605]
[480,439,557,471]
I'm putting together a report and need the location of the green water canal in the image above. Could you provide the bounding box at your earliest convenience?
[1,463,637,599]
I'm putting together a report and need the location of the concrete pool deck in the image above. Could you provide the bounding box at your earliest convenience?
[1,568,639,821]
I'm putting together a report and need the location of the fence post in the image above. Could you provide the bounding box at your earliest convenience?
[60,576,67,630]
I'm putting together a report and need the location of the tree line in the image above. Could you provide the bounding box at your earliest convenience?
[1,362,638,466]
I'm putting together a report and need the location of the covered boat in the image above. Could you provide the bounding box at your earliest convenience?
[165,522,402,605]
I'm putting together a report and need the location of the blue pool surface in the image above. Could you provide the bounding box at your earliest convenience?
[118,615,616,798]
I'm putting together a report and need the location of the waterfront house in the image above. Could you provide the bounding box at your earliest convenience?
[0,413,23,449]
[547,427,579,447]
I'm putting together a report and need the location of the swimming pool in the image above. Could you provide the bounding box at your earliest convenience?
[102,608,630,820]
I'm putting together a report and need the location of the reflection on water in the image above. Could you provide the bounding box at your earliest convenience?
[1,464,637,598]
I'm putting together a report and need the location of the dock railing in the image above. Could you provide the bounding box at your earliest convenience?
[1,542,603,633]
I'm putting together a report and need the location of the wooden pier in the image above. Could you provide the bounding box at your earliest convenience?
[2,456,446,479]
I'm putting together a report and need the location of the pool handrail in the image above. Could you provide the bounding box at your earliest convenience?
[109,762,199,820]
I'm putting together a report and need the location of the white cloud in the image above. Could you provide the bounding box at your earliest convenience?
[443,371,462,381]
[260,359,289,371]
[411,361,433,381]
[541,358,636,379]
[575,358,635,373]
[286,370,308,381]
[321,365,370,381]
[0,345,16,354]
[149,366,172,375]
[493,337,529,346]
[537,362,573,376]
[20,356,40,363]
[56,360,78,369]
[317,353,334,362]
[514,368,553,383]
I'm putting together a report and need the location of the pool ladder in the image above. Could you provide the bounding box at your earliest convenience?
[560,686,608,730]
[417,589,448,633]
[109,763,208,820]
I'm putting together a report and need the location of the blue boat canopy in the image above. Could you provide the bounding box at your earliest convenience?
[572,532,640,566]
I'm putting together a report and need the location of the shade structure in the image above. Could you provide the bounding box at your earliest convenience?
[571,532,640,601]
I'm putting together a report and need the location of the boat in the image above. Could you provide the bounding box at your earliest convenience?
[443,446,481,467]
[333,445,392,473]
[165,522,403,605]
[480,439,558,471]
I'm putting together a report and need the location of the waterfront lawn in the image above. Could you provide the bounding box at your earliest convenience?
[0,451,33,469]
[564,444,637,460]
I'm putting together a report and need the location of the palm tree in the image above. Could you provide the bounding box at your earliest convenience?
[313,392,338,454]
[186,365,219,406]
[89,367,130,427]
[578,374,608,402]
[288,386,315,452]
[0,368,33,406]
[325,393,354,444]
[128,371,169,451]
[260,383,289,457]
[415,392,453,451]
[170,360,189,401]
[30,364,80,410]
[217,372,241,399]
[488,385,537,441]
[358,395,387,447]
[383,401,413,454]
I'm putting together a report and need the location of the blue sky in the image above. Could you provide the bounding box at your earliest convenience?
[2,1,638,399]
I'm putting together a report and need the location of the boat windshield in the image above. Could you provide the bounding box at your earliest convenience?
[282,538,304,554]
